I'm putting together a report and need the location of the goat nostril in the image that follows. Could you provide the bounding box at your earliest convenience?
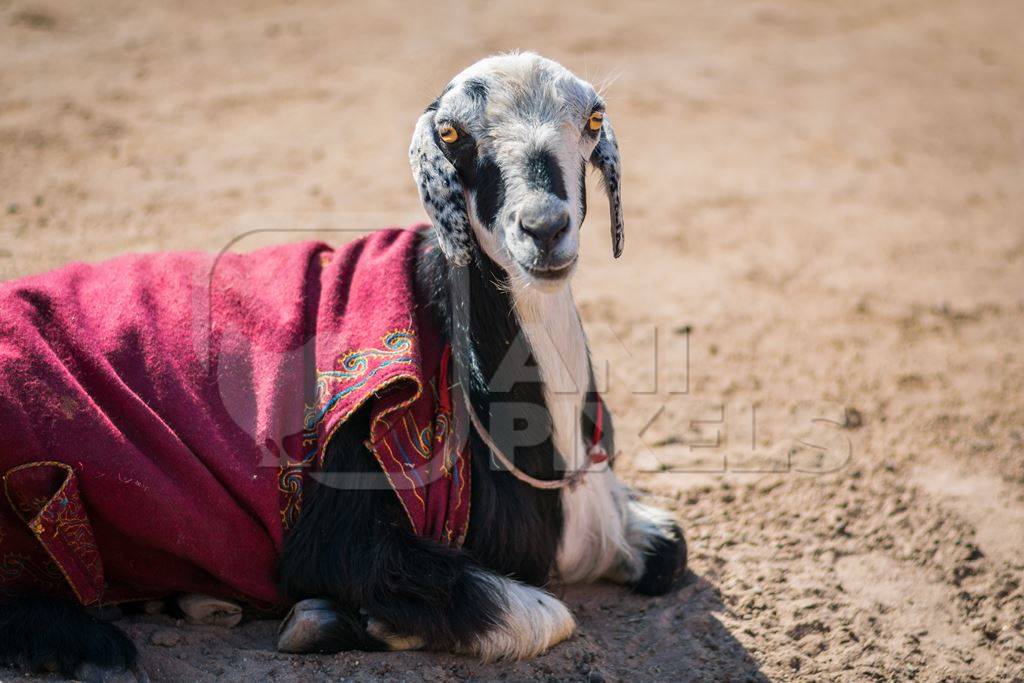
[551,214,569,243]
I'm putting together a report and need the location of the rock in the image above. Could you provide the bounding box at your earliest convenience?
[149,629,181,647]
[177,594,243,628]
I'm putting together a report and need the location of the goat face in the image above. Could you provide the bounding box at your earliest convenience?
[410,53,624,287]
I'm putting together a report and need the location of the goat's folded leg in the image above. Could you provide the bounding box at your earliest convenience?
[278,575,574,660]
[559,469,687,594]
[359,568,574,661]
[278,407,575,660]
[352,525,576,660]
[608,498,688,595]
[279,567,573,660]
[279,500,575,659]
[454,570,575,661]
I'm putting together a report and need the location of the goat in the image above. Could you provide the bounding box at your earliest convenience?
[275,49,687,660]
[0,53,686,676]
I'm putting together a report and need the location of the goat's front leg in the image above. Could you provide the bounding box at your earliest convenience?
[361,564,576,661]
[558,469,686,595]
[616,496,688,595]
[278,408,574,661]
[281,511,575,660]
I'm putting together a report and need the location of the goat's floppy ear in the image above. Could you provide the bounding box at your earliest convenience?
[409,110,473,266]
[589,114,625,258]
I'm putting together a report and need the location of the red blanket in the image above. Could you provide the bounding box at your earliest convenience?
[0,226,469,607]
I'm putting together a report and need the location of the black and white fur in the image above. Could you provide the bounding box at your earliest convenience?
[0,53,685,674]
[281,52,685,660]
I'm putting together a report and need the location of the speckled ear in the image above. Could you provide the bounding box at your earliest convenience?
[589,115,625,258]
[409,111,472,266]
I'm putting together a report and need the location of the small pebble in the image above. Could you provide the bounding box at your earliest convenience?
[149,628,181,647]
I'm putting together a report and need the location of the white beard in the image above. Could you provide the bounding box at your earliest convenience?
[511,282,641,583]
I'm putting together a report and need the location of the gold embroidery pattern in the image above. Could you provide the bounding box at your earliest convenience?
[278,330,418,528]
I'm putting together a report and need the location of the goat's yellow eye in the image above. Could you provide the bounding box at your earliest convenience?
[438,124,459,143]
[587,111,604,132]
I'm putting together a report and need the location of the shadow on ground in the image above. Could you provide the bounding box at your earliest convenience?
[41,573,763,682]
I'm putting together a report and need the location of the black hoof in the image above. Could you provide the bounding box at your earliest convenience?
[277,599,387,654]
[633,523,688,596]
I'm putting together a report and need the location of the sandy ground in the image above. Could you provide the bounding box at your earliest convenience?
[2,0,1023,680]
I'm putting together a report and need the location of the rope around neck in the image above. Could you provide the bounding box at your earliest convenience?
[461,390,609,491]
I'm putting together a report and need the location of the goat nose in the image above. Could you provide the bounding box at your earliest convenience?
[519,207,570,248]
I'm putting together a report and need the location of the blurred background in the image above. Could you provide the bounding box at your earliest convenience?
[2,1,1022,680]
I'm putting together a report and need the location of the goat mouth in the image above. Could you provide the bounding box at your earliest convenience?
[522,257,577,280]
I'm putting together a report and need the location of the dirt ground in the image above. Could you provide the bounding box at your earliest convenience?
[2,0,1023,680]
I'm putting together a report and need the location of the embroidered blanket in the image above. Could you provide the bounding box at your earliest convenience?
[0,226,469,607]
